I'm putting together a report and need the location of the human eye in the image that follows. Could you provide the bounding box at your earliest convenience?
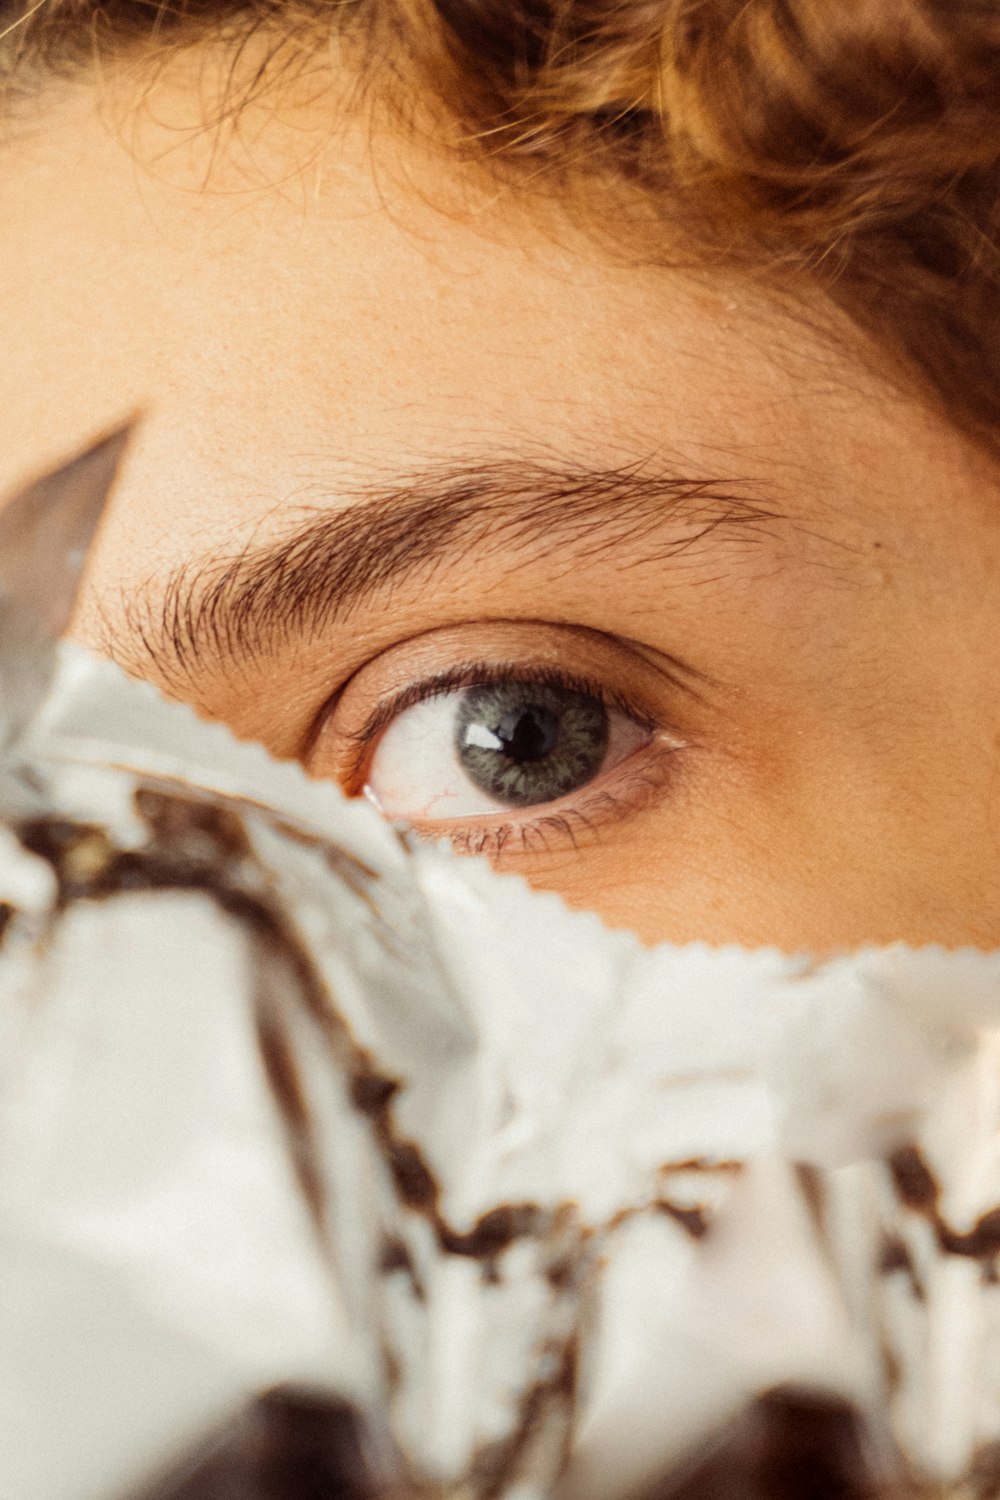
[304,624,687,857]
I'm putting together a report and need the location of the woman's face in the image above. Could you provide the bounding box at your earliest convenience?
[4,48,1000,952]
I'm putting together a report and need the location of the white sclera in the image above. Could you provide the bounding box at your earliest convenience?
[365,688,650,821]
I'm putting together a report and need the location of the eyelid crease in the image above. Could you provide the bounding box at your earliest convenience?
[105,453,788,687]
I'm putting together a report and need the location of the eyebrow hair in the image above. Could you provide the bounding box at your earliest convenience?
[112,454,786,682]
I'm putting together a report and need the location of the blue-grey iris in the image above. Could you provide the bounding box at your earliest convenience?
[455,680,609,807]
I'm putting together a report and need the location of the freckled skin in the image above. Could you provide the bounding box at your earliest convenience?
[3,43,1000,952]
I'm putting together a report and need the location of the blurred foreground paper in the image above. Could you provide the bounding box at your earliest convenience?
[4,440,1000,1500]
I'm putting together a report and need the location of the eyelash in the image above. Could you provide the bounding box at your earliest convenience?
[443,752,679,858]
[336,659,681,852]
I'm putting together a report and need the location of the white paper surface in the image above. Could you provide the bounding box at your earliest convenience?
[3,644,1000,1499]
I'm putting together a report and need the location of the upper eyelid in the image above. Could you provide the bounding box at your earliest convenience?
[341,660,656,751]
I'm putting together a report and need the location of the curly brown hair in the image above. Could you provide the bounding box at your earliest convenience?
[4,0,1000,459]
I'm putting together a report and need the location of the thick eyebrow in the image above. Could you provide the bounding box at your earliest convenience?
[114,455,786,680]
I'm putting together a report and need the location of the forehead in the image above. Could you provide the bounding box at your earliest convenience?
[0,45,993,595]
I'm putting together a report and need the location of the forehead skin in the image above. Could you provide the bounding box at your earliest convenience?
[3,42,1000,951]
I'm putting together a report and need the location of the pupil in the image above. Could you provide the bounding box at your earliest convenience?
[497,705,558,762]
[455,680,609,809]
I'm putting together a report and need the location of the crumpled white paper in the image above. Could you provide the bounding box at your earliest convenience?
[2,643,1000,1500]
[4,442,1000,1500]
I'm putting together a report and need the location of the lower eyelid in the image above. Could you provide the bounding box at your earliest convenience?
[402,735,683,858]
